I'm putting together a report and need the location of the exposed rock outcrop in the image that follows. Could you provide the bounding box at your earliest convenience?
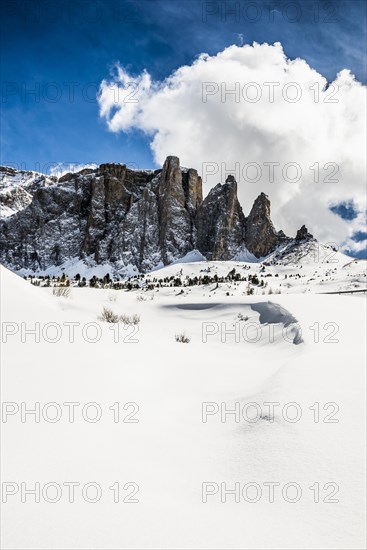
[158,156,194,264]
[0,157,312,273]
[296,225,314,241]
[245,192,282,258]
[196,175,245,260]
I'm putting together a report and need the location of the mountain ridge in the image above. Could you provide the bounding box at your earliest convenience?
[0,156,315,275]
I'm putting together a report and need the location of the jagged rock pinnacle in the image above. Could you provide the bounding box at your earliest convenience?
[296,225,313,241]
[244,192,280,258]
[225,174,237,185]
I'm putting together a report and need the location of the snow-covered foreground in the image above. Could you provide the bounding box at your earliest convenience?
[1,264,366,549]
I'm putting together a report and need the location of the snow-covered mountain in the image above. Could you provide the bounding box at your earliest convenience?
[0,166,57,218]
[0,156,356,279]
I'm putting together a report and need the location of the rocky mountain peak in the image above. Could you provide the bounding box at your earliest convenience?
[244,192,280,258]
[296,225,314,241]
[157,156,194,264]
[196,175,245,261]
[159,156,185,204]
[225,174,237,186]
[251,191,271,213]
[0,156,314,274]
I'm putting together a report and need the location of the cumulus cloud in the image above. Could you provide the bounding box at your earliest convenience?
[97,42,366,253]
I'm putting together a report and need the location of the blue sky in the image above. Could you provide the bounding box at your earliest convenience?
[1,0,366,256]
[1,0,366,170]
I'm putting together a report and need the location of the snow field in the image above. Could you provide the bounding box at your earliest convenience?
[1,265,366,549]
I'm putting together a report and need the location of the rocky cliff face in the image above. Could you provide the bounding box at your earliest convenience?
[0,156,312,274]
[244,192,286,257]
[196,176,245,260]
[158,156,195,264]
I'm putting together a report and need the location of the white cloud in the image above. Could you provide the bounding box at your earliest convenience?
[98,42,366,252]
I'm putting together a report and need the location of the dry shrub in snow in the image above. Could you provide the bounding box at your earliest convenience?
[175,332,190,343]
[99,308,141,325]
[136,293,154,302]
[237,313,249,322]
[98,307,120,323]
[120,313,141,325]
[52,286,71,298]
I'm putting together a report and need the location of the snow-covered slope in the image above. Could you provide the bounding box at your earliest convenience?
[13,240,367,295]
[141,247,367,294]
[0,166,56,218]
[1,265,366,549]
